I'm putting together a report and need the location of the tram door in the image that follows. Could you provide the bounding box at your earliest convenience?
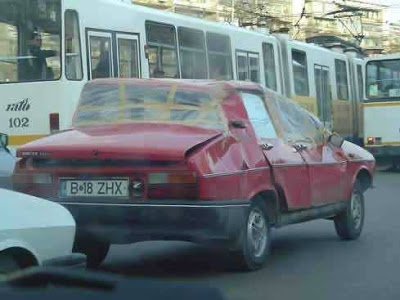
[314,65,332,129]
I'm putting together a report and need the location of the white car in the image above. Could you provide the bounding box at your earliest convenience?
[0,132,84,275]
[0,188,85,275]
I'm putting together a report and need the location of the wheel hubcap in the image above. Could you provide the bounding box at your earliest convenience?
[350,192,362,230]
[247,208,268,258]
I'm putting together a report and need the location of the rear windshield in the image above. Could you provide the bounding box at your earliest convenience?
[73,82,226,130]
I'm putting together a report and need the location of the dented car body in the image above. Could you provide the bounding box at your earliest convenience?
[13,79,375,270]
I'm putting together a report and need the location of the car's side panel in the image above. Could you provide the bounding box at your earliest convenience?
[261,139,311,210]
[188,89,275,201]
[342,140,375,198]
[199,168,274,201]
[299,143,348,205]
[188,132,274,201]
[345,162,374,198]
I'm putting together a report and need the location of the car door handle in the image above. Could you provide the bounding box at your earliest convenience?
[300,144,308,150]
[261,143,274,150]
[293,143,307,152]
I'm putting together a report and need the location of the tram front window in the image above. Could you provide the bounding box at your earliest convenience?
[0,0,61,83]
[366,59,400,100]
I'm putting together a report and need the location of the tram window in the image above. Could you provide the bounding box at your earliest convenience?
[0,0,61,83]
[249,55,260,83]
[237,53,248,81]
[146,22,179,78]
[206,32,233,80]
[0,22,18,82]
[90,36,112,79]
[335,59,349,100]
[262,43,277,91]
[178,27,207,79]
[235,51,259,83]
[118,38,139,78]
[65,10,83,80]
[357,65,363,99]
[292,49,309,96]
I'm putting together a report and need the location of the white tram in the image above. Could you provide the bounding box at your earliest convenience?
[0,0,364,162]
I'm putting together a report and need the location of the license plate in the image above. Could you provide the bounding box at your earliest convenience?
[60,179,129,197]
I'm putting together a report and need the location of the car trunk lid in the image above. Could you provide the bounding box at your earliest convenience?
[17,123,223,162]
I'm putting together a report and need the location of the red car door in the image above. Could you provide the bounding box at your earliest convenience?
[297,141,347,206]
[295,113,347,206]
[261,139,312,209]
[241,92,312,210]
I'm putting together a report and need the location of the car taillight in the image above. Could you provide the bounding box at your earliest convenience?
[148,172,197,184]
[147,172,198,200]
[13,173,53,184]
[49,113,60,134]
[32,173,53,184]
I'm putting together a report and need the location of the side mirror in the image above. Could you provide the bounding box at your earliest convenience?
[229,120,247,129]
[0,133,9,148]
[328,132,344,148]
[0,133,10,154]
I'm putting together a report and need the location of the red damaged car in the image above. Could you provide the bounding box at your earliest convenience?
[13,79,375,270]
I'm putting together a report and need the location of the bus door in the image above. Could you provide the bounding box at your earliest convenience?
[314,65,332,129]
[87,31,114,79]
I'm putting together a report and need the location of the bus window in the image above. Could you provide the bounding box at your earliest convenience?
[146,22,179,78]
[262,43,277,91]
[0,0,61,83]
[335,59,349,100]
[89,35,112,79]
[65,10,83,80]
[249,54,260,83]
[357,65,363,99]
[236,52,248,81]
[117,36,139,78]
[206,32,232,80]
[292,49,309,96]
[178,27,207,79]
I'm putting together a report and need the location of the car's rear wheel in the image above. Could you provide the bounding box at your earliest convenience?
[0,254,20,275]
[232,200,271,271]
[73,239,110,269]
[334,181,365,240]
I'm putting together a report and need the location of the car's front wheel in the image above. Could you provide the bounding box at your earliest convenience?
[233,200,271,271]
[334,181,365,240]
[73,239,110,269]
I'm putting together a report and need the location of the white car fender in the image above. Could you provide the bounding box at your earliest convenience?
[0,189,77,265]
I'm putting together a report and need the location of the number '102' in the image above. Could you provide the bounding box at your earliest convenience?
[9,117,29,128]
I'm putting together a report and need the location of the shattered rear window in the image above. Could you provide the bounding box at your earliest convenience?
[73,82,226,130]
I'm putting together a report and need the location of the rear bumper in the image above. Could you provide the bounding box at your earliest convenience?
[54,199,249,249]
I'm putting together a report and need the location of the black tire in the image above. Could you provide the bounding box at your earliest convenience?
[334,181,365,240]
[73,239,110,269]
[0,254,20,275]
[232,200,271,271]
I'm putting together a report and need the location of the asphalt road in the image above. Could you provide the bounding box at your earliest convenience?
[100,171,400,300]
